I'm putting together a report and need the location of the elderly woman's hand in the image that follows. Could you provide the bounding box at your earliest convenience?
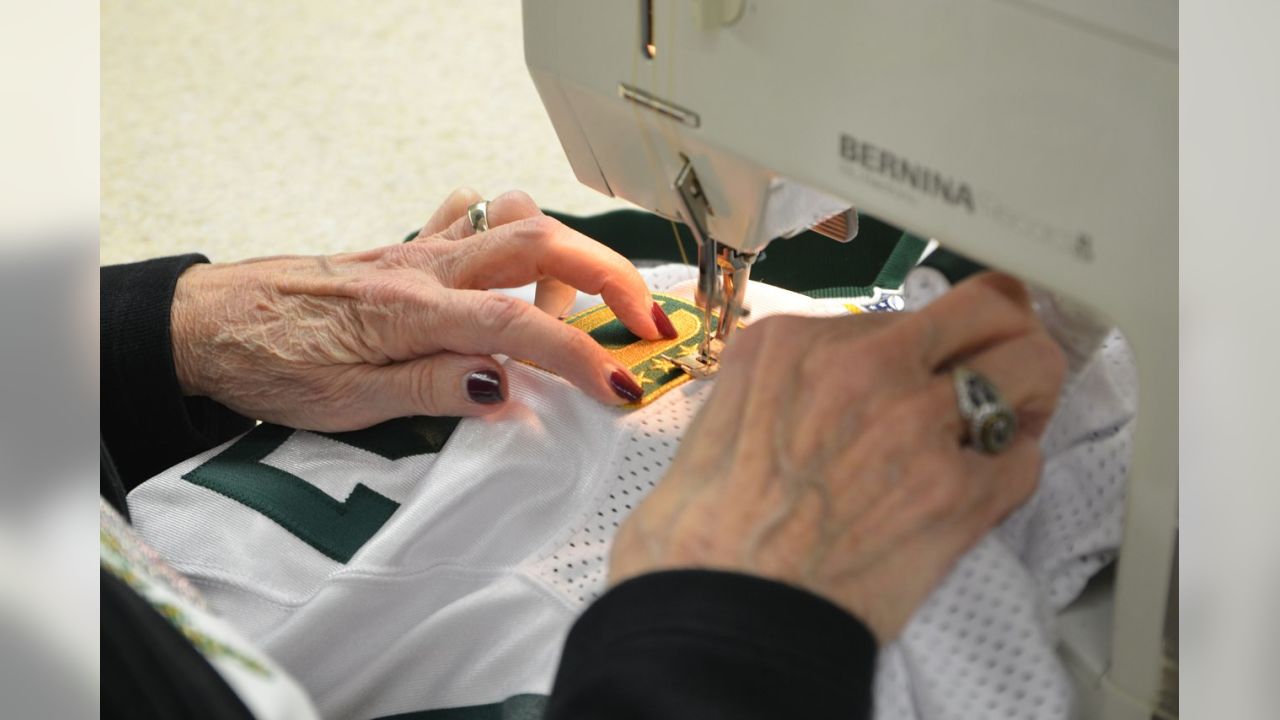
[609,272,1067,644]
[170,189,674,431]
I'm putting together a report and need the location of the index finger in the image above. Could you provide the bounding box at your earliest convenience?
[418,214,665,341]
[426,289,645,406]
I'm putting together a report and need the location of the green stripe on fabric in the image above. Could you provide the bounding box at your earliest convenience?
[802,232,929,299]
[184,417,460,562]
[876,232,929,290]
[183,423,400,562]
[803,284,876,300]
[320,416,461,460]
[373,694,548,720]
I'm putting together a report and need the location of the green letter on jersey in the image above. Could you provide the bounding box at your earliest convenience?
[182,417,458,562]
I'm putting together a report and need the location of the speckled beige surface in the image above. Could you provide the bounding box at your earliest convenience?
[101,0,626,266]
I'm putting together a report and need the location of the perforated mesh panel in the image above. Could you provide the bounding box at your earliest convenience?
[525,376,712,606]
[526,264,706,604]
[526,266,1137,720]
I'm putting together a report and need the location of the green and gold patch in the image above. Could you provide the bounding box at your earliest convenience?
[564,293,711,408]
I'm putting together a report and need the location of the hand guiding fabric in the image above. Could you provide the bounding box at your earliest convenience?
[170,188,665,430]
[609,272,1068,644]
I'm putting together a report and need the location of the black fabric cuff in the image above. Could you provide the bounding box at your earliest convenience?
[100,255,253,509]
[548,570,878,720]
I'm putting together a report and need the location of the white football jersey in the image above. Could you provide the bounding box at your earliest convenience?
[128,269,1135,720]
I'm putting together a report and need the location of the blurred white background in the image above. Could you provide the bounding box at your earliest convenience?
[101,0,626,266]
[1179,2,1280,718]
[0,1,97,244]
[1,1,98,717]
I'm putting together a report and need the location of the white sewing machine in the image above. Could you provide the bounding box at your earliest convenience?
[523,1,1176,717]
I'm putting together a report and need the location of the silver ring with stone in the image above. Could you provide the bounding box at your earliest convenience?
[952,366,1017,454]
[467,200,490,233]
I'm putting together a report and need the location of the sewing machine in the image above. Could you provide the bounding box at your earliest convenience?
[523,1,1176,717]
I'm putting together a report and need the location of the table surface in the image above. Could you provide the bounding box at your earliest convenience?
[102,0,627,266]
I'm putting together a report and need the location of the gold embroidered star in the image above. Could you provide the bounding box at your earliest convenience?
[672,341,701,358]
[635,367,665,388]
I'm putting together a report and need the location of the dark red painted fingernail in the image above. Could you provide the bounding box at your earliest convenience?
[466,370,505,404]
[652,302,679,339]
[609,369,644,403]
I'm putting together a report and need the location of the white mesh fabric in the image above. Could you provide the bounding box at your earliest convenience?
[864,268,1137,720]
[131,362,627,719]
[636,262,699,291]
[522,275,852,610]
[524,382,709,606]
[128,265,1134,720]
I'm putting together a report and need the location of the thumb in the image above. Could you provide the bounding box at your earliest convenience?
[363,352,508,418]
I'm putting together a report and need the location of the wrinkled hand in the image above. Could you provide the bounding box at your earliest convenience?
[171,189,674,430]
[609,273,1067,643]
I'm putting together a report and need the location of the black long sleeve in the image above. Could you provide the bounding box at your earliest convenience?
[546,570,878,720]
[100,255,253,514]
